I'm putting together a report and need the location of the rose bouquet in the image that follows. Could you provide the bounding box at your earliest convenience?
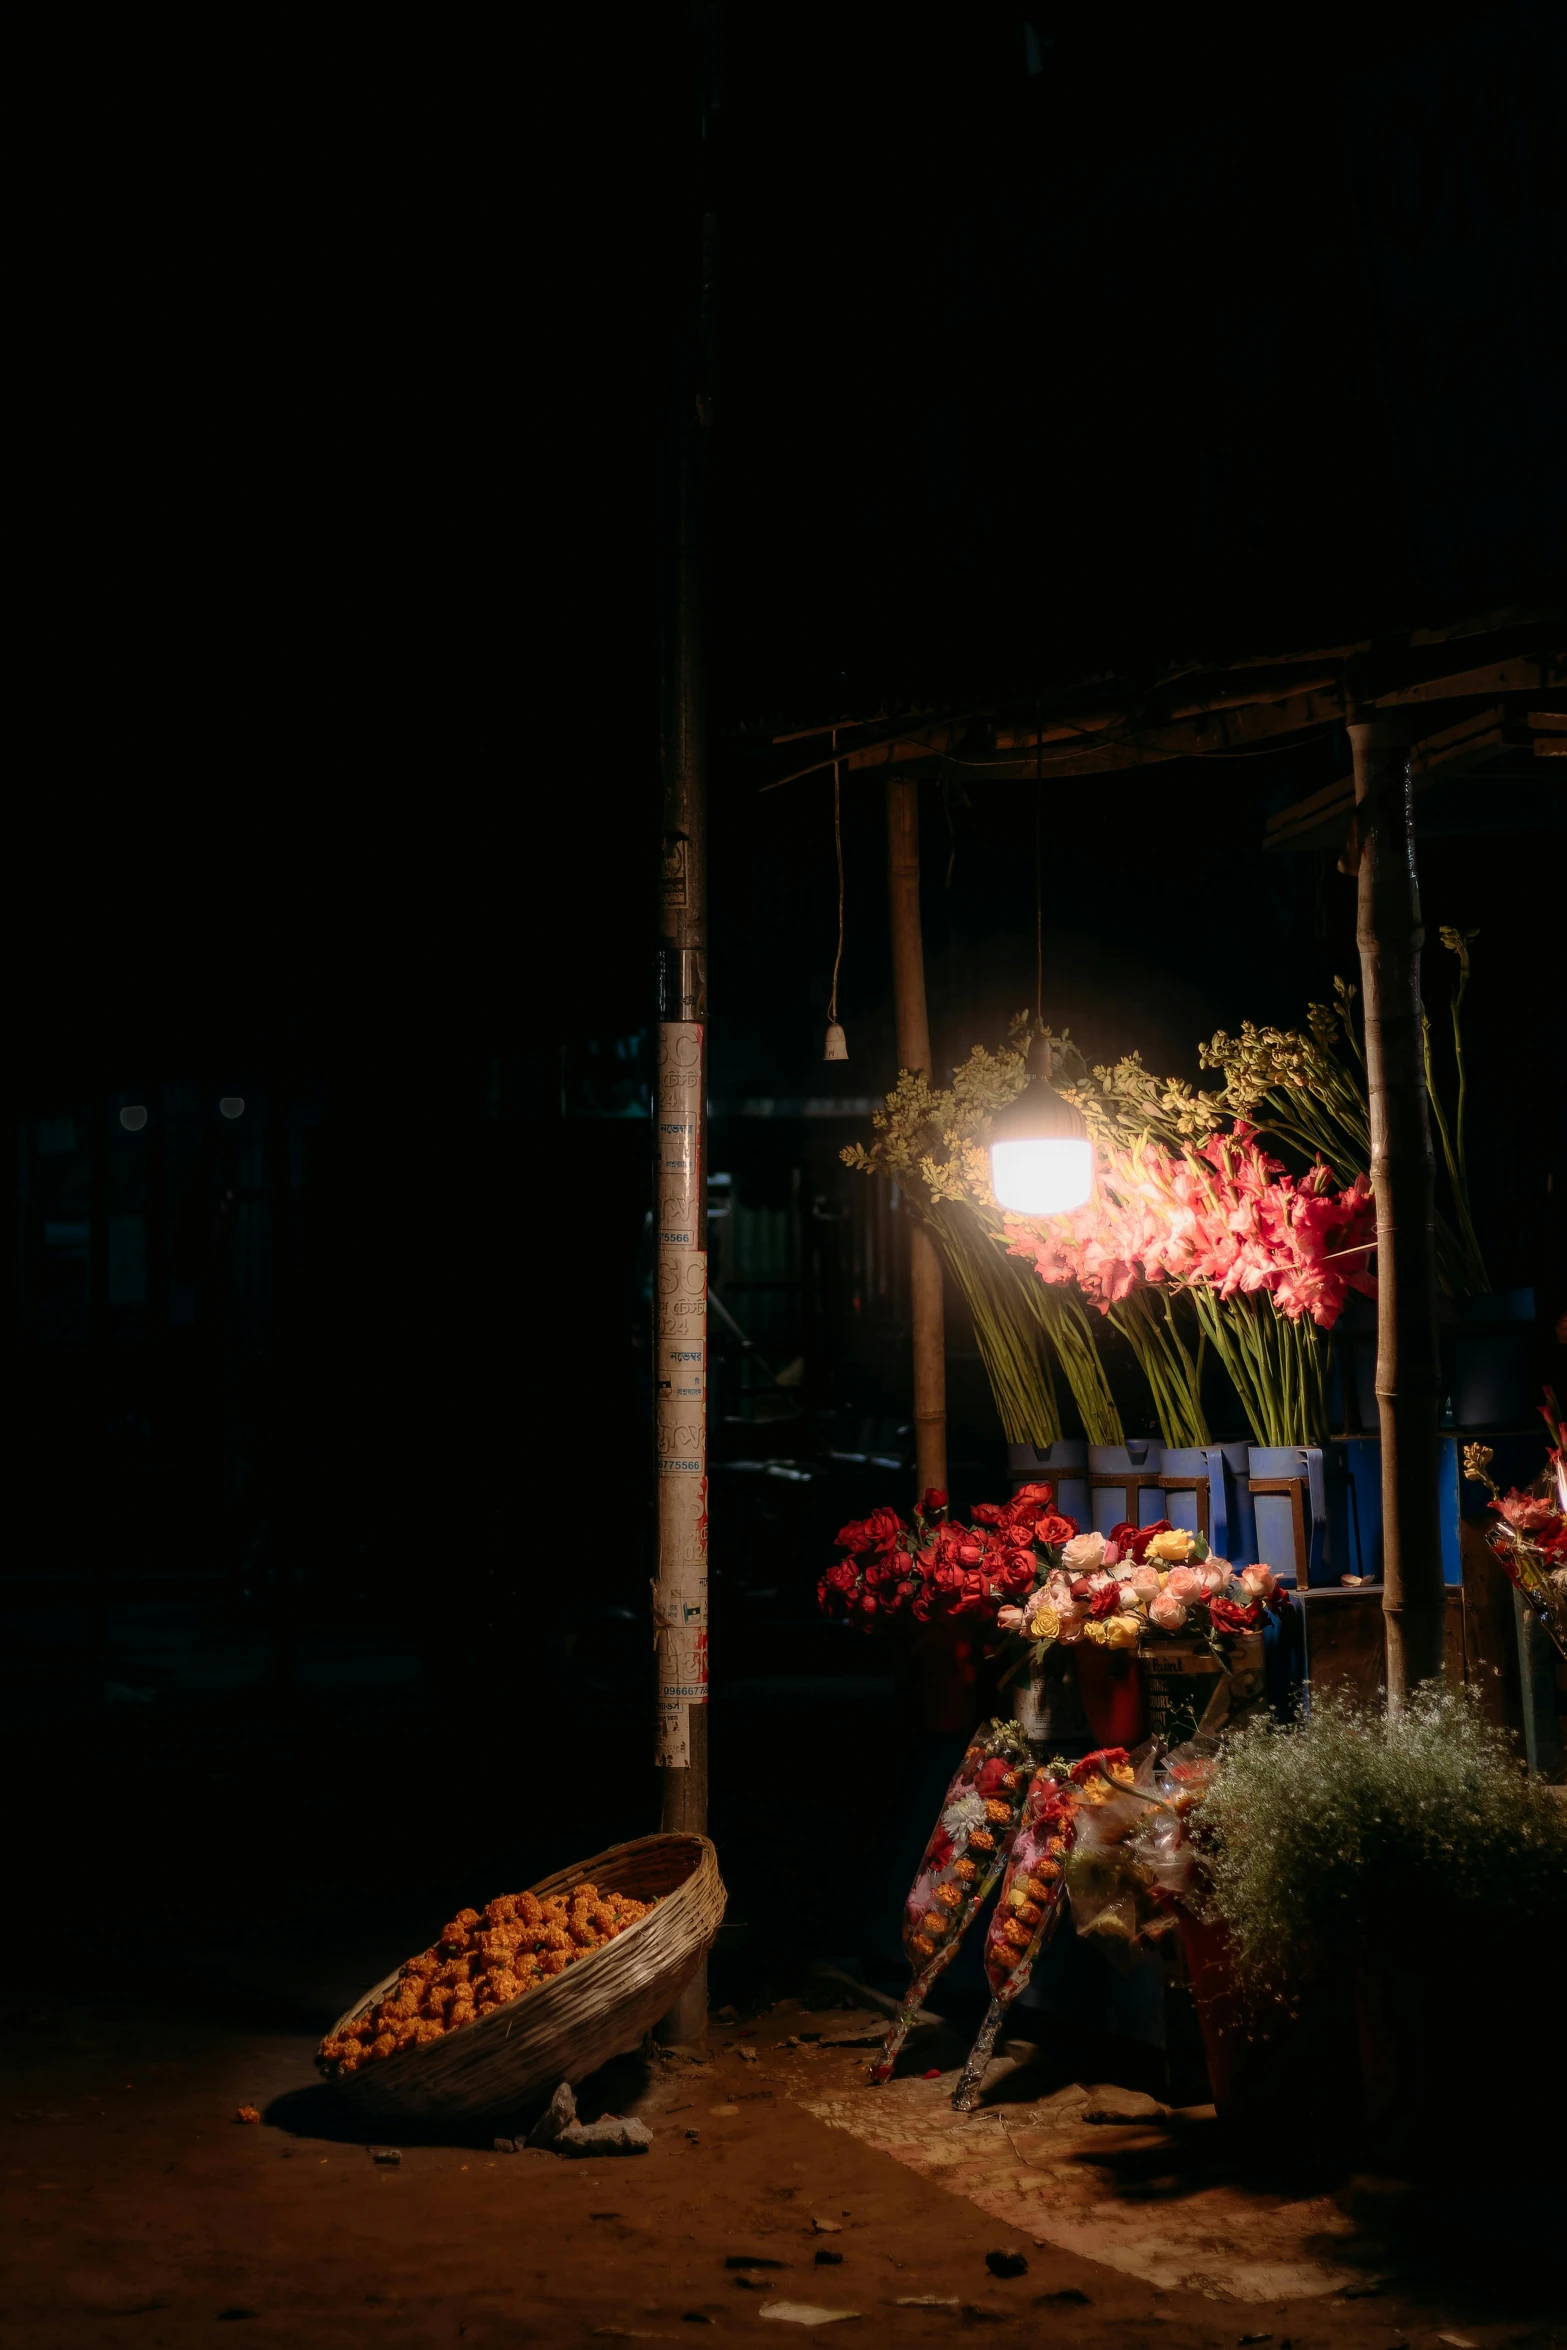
[817,1482,1080,1632]
[869,1718,1034,2083]
[819,1492,1288,1675]
[1463,1393,1567,1660]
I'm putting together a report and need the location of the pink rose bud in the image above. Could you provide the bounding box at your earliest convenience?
[1131,1564,1163,1601]
[1239,1564,1276,1600]
[1164,1565,1204,1603]
[1148,1592,1188,1631]
[996,1605,1024,1632]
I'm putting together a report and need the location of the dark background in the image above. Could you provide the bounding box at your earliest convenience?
[10,5,1563,2023]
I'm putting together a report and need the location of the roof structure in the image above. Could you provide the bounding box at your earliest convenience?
[741,608,1565,855]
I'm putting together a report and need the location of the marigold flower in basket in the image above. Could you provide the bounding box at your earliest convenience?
[950,1767,1078,2111]
[869,1719,1033,2085]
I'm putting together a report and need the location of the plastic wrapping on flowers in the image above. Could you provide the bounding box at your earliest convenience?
[980,1766,1075,2000]
[868,1718,1033,2084]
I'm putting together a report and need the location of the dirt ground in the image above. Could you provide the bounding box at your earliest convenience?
[2,1993,1562,2350]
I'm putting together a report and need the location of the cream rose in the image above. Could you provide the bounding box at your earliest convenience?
[1060,1531,1107,1574]
[1130,1564,1163,1602]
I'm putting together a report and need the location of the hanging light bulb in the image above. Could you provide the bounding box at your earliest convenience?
[988,1028,1093,1215]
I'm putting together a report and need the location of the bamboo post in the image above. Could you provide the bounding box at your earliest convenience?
[885,775,948,1500]
[1350,716,1445,1700]
[652,205,716,2045]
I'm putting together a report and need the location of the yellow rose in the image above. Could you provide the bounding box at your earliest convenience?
[1080,1618,1108,1645]
[1147,1530,1196,1565]
[1103,1612,1141,1650]
[1025,1601,1061,1647]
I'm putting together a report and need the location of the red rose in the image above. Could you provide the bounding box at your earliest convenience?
[1128,1519,1174,1564]
[1209,1593,1261,1634]
[927,1828,955,1871]
[856,1593,880,1620]
[972,1502,1006,1526]
[1070,1576,1098,1601]
[920,1487,949,1517]
[824,1560,858,1594]
[835,1517,868,1554]
[955,1535,987,1566]
[863,1506,904,1552]
[931,1559,964,1596]
[958,1569,990,1613]
[975,1758,1010,1795]
[997,1547,1038,1596]
[1089,1583,1123,1620]
[1013,1481,1055,1506]
[1070,1746,1130,1784]
[912,1591,933,1623]
[864,1555,902,1590]
[1032,1512,1079,1547]
[1107,1521,1138,1555]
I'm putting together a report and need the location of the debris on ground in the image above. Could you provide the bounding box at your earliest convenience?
[493,2136,516,2153]
[233,2106,261,2124]
[739,2046,759,2063]
[814,2250,842,2266]
[811,2216,843,2234]
[709,2103,740,2118]
[717,2005,739,2023]
[367,2146,401,2166]
[1036,2287,1089,2305]
[524,2080,577,2149]
[1079,2087,1167,2125]
[895,2297,959,2309]
[726,2256,787,2270]
[984,2249,1028,2278]
[757,2305,862,2327]
[554,2115,653,2158]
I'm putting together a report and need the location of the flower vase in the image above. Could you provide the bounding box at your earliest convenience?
[1006,1439,1088,1527]
[1072,1640,1148,1747]
[1012,1643,1087,1752]
[1086,1440,1164,1537]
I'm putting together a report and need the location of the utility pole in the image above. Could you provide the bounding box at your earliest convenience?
[885,775,948,1502]
[1350,716,1445,1700]
[653,22,716,2044]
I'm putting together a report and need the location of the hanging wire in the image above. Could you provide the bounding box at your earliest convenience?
[828,729,845,1027]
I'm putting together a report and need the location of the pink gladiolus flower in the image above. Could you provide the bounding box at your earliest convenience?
[1148,1592,1188,1631]
[1494,1491,1562,1534]
[1164,1565,1205,1603]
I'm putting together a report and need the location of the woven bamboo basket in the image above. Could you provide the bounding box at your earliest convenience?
[326,1832,725,2127]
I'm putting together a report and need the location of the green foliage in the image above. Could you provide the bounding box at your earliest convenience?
[1191,1688,1567,1988]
